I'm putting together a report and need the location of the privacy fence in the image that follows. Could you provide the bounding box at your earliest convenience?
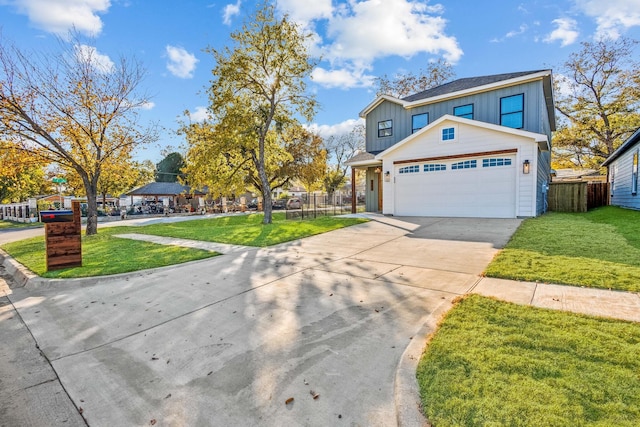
[547,182,609,213]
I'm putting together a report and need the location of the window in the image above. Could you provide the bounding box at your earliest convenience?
[454,104,473,119]
[378,120,392,137]
[399,165,420,174]
[482,158,512,167]
[424,163,446,172]
[633,151,639,195]
[451,160,477,170]
[412,113,428,133]
[500,94,524,129]
[442,127,455,141]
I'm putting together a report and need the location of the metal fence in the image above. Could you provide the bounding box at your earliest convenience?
[284,193,364,220]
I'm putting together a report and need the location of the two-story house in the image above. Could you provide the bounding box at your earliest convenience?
[347,70,555,218]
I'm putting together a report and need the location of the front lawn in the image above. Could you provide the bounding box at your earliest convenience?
[0,219,42,229]
[484,206,640,292]
[0,213,367,278]
[120,212,367,247]
[418,294,640,426]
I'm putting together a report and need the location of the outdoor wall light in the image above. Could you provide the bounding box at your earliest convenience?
[384,171,390,182]
[374,167,381,174]
[523,159,530,174]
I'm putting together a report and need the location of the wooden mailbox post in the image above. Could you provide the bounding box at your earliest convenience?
[42,201,82,271]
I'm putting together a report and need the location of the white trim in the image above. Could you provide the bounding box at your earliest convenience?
[375,115,548,160]
[359,70,552,118]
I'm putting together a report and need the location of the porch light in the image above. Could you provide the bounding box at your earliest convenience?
[384,171,390,182]
[374,167,381,174]
[523,159,530,174]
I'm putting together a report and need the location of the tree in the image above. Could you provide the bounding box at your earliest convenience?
[199,3,317,224]
[156,152,185,182]
[323,124,365,196]
[0,34,157,234]
[374,58,455,98]
[554,37,640,169]
[182,120,325,201]
[0,141,50,203]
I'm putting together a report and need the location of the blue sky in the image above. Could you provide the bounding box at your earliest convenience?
[1,0,640,163]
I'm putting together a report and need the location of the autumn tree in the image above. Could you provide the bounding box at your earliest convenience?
[197,3,317,224]
[0,34,157,234]
[323,124,365,196]
[182,120,325,201]
[553,37,640,169]
[374,58,455,98]
[156,152,185,183]
[0,141,50,203]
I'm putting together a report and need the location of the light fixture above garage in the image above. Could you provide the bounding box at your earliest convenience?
[384,171,390,182]
[523,159,530,174]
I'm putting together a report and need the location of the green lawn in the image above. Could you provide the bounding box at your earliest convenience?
[484,206,640,292]
[418,294,640,427]
[0,219,42,229]
[116,212,367,247]
[0,213,367,278]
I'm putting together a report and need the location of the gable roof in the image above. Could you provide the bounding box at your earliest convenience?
[602,127,640,167]
[127,182,205,196]
[375,114,549,159]
[359,70,555,130]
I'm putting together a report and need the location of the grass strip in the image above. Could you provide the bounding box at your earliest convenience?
[418,294,640,427]
[484,206,640,291]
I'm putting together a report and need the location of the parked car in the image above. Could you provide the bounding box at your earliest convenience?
[272,199,286,210]
[286,197,302,209]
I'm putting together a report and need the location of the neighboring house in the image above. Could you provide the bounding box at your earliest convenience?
[127,182,205,210]
[551,168,605,183]
[347,70,555,218]
[602,127,640,210]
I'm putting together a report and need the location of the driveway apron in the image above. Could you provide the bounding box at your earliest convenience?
[6,216,521,426]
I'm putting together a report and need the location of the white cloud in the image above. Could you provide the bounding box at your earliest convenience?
[306,118,364,139]
[544,18,579,46]
[575,0,640,39]
[140,101,155,110]
[323,0,462,65]
[74,44,114,73]
[165,45,199,79]
[276,0,332,24]
[223,0,241,25]
[6,0,110,36]
[311,66,375,89]
[188,106,210,122]
[506,24,528,38]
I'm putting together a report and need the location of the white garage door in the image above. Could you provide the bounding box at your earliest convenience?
[394,156,517,218]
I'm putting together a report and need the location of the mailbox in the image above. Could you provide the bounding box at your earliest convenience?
[40,210,74,223]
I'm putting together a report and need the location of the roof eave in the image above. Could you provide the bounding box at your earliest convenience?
[602,127,640,167]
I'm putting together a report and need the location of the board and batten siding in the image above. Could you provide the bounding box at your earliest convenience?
[379,120,538,217]
[366,80,552,154]
[609,140,640,209]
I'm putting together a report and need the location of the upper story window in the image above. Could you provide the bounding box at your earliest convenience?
[378,119,393,137]
[454,104,473,119]
[412,113,429,133]
[441,126,456,142]
[500,94,524,129]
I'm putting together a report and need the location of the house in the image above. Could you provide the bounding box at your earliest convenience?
[347,70,555,218]
[127,182,206,212]
[602,127,640,210]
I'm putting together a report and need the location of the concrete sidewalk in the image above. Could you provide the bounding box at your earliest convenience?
[1,215,639,427]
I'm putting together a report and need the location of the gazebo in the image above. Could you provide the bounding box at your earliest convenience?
[126,182,206,213]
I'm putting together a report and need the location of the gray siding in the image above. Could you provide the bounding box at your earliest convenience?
[609,141,640,209]
[537,149,551,215]
[366,80,553,153]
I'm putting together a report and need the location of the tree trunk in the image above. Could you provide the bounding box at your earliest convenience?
[81,174,100,235]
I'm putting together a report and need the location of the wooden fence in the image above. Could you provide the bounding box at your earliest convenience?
[548,182,609,213]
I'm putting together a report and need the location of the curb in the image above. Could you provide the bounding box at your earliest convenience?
[395,296,453,427]
[0,248,36,288]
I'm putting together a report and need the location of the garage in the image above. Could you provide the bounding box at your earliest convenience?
[393,154,517,218]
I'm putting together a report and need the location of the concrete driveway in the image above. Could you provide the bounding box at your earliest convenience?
[3,215,521,426]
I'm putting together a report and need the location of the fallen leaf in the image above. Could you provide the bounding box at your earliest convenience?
[285,397,294,405]
[150,419,156,425]
[329,293,333,296]
[78,407,83,414]
[165,394,172,399]
[151,357,159,361]
[310,390,319,399]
